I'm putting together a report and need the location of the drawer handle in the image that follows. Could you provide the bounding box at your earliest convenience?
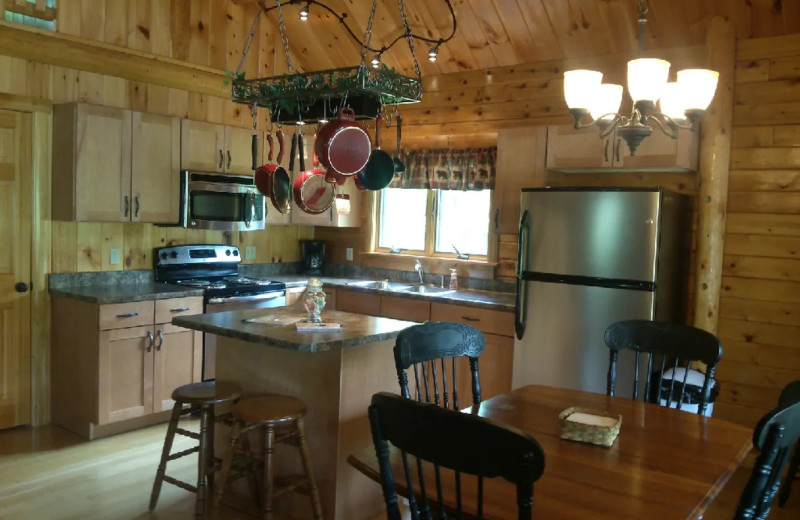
[462,316,480,322]
[116,312,139,318]
[170,307,190,313]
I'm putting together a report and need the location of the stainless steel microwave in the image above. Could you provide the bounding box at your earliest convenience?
[180,170,266,231]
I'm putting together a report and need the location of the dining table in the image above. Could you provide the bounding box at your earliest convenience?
[348,384,755,520]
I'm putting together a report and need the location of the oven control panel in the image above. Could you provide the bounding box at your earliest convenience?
[155,244,240,266]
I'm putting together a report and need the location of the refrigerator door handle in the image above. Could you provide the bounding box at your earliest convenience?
[515,210,530,339]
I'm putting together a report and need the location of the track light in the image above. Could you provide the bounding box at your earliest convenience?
[370,54,381,68]
[299,2,309,21]
[428,42,440,62]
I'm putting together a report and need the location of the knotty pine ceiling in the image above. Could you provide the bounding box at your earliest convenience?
[234,0,800,77]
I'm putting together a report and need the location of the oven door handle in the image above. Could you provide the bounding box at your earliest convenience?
[207,291,285,305]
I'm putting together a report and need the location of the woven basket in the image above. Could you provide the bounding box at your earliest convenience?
[558,407,622,447]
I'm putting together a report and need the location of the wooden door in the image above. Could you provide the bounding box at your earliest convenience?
[545,124,612,173]
[224,125,258,175]
[0,110,31,429]
[181,119,223,172]
[73,104,132,221]
[152,324,201,413]
[131,112,181,223]
[479,333,514,401]
[616,126,699,172]
[97,326,154,425]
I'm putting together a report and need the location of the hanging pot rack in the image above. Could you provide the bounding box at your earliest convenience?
[230,0,455,124]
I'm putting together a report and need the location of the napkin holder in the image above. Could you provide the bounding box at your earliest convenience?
[558,407,622,447]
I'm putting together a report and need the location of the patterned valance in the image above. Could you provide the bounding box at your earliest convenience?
[388,147,497,190]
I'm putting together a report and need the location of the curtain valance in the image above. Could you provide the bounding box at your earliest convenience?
[388,147,497,190]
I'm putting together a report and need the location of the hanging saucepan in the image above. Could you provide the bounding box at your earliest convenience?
[359,114,395,191]
[316,106,372,177]
[269,129,292,214]
[254,130,274,197]
[294,133,336,214]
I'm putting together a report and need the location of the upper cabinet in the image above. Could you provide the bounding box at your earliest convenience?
[494,127,548,235]
[52,103,181,223]
[545,124,699,173]
[180,120,259,175]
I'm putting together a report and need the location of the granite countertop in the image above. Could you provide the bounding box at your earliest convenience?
[49,283,204,304]
[275,276,515,312]
[172,305,415,353]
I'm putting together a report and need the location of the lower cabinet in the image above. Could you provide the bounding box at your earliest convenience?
[335,289,380,316]
[52,296,202,439]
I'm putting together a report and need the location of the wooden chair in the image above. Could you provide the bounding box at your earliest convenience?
[778,380,800,507]
[734,388,800,519]
[212,393,323,520]
[368,391,545,520]
[604,320,722,415]
[149,381,242,520]
[394,321,485,410]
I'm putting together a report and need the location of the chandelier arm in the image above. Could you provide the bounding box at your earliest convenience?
[648,114,692,139]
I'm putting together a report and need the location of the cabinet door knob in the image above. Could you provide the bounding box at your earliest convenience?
[170,307,190,313]
[134,195,140,217]
[218,149,224,169]
[227,150,232,169]
[15,282,28,293]
[124,195,129,217]
[116,312,138,318]
[461,316,480,322]
[146,330,154,352]
[155,329,164,351]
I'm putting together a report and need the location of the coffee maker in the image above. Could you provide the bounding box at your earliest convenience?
[301,240,325,275]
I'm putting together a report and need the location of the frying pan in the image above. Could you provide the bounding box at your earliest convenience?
[359,114,395,190]
[316,106,372,177]
[269,130,291,214]
[254,131,275,196]
[294,133,336,214]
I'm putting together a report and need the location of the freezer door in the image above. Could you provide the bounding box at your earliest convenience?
[512,280,655,396]
[520,189,661,282]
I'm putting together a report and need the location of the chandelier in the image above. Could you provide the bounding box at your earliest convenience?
[563,0,719,155]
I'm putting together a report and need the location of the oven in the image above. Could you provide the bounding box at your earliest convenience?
[154,244,287,381]
[202,290,286,380]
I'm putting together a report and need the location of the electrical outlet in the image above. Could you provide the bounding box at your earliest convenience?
[109,248,121,265]
[346,247,353,262]
[245,246,257,260]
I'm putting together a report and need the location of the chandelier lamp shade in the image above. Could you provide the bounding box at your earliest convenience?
[563,1,719,155]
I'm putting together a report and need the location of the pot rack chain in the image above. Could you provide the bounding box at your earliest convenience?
[275,0,295,74]
[358,0,380,68]
[234,5,265,79]
[397,0,421,80]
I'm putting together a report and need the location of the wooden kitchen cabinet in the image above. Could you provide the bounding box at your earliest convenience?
[546,123,698,173]
[430,302,514,401]
[336,289,379,316]
[381,295,430,322]
[52,296,202,439]
[494,127,547,234]
[180,120,259,175]
[52,103,181,223]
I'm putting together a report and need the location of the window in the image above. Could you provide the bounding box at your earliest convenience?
[377,188,492,258]
[4,0,57,31]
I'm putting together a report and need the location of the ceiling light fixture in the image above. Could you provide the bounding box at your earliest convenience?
[428,41,440,62]
[371,53,381,68]
[563,0,719,155]
[298,2,309,21]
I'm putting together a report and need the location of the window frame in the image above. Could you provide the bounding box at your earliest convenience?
[374,188,492,261]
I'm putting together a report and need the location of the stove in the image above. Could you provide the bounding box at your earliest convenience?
[155,244,287,380]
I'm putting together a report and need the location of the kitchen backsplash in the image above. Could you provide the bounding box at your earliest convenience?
[49,262,513,293]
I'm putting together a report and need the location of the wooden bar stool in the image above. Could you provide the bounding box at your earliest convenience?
[149,381,242,519]
[213,394,323,520]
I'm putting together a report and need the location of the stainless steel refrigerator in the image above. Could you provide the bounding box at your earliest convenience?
[513,187,691,397]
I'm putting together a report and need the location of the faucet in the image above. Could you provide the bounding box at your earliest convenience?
[414,259,424,285]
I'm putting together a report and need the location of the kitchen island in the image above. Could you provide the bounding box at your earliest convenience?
[172,305,415,520]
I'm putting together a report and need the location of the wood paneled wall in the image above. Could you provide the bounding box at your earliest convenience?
[0,0,314,273]
[713,33,800,426]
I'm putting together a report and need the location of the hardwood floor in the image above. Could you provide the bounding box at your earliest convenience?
[0,420,798,520]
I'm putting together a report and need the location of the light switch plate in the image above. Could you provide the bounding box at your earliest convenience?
[346,247,353,261]
[245,246,257,260]
[109,248,121,265]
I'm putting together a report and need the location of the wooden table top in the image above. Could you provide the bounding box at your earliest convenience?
[348,385,754,520]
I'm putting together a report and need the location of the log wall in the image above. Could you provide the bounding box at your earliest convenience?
[0,0,313,273]
[714,33,800,426]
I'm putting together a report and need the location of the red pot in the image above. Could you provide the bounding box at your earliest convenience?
[316,106,371,177]
[294,134,335,214]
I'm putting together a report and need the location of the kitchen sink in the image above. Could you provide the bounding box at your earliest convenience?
[346,280,413,291]
[391,284,456,295]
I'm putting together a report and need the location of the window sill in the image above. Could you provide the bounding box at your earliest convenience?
[359,252,497,280]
